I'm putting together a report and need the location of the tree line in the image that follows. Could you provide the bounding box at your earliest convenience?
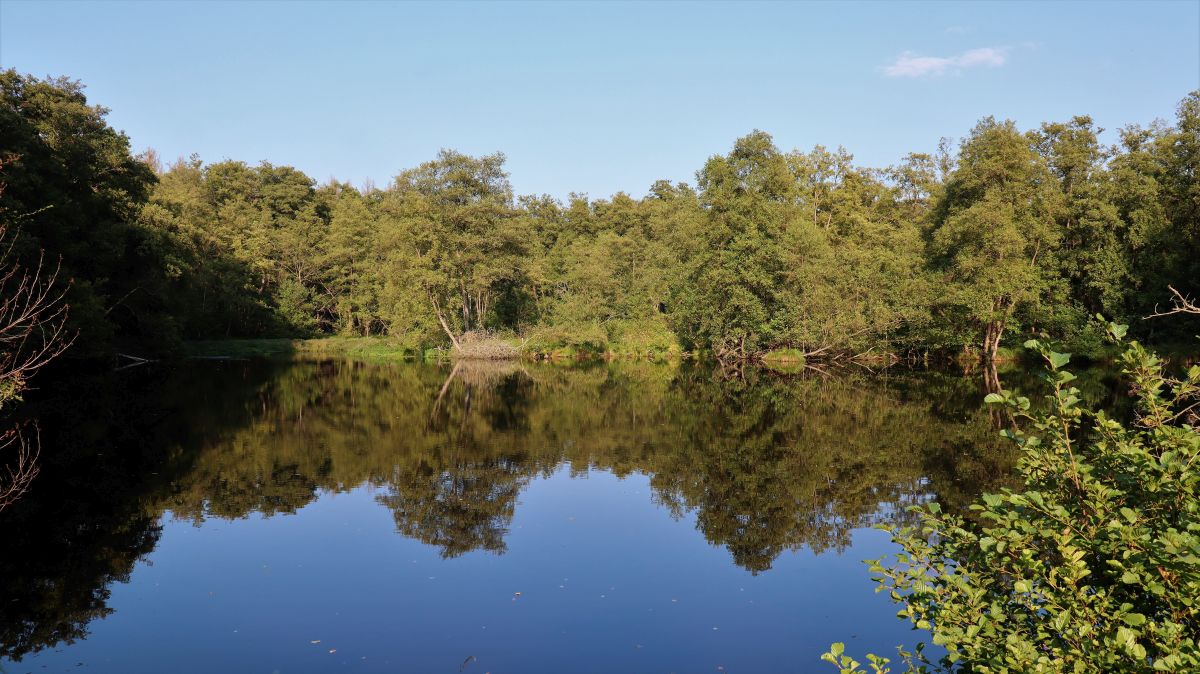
[2,70,1197,361]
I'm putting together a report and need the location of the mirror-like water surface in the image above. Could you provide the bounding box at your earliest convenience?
[0,359,1037,673]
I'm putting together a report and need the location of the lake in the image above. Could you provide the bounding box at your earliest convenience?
[0,357,1054,673]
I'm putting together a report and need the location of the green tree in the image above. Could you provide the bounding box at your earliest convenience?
[377,150,527,349]
[1033,116,1131,350]
[316,182,384,335]
[0,70,173,353]
[1107,93,1200,339]
[672,131,799,357]
[927,118,1066,361]
[782,146,932,355]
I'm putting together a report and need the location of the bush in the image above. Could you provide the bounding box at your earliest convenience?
[522,322,610,357]
[606,317,681,357]
[761,348,807,363]
[826,323,1200,673]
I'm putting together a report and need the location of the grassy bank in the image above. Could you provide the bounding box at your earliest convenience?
[182,336,684,363]
[182,335,1197,367]
[184,337,436,362]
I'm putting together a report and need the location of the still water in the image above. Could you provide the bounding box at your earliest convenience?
[0,358,1043,673]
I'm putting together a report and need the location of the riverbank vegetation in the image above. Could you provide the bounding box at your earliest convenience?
[825,323,1200,673]
[1,70,1197,363]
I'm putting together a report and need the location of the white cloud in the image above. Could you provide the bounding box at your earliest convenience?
[883,47,1008,78]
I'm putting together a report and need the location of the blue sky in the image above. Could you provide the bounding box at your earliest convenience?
[2,1,1197,199]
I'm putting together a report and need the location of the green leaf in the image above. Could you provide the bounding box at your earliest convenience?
[1122,612,1147,626]
[1048,351,1070,369]
[984,392,1005,404]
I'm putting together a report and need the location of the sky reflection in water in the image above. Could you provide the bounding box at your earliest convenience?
[0,358,1027,673]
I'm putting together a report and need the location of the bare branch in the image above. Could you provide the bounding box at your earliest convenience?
[0,162,77,407]
[0,425,40,513]
[1145,285,1200,319]
[0,242,75,390]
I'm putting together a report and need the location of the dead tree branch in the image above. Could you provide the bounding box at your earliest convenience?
[1145,285,1200,319]
[0,426,39,513]
[0,240,75,392]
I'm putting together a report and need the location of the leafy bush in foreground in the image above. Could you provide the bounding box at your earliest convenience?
[826,324,1200,673]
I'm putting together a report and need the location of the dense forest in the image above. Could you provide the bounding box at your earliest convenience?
[1,69,1197,362]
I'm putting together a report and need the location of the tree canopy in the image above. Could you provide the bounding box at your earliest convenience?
[3,70,1197,361]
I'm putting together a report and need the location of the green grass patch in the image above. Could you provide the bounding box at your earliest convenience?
[521,318,683,362]
[760,348,807,373]
[183,337,427,361]
[760,348,807,363]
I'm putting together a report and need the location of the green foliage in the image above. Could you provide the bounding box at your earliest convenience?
[823,642,896,674]
[183,336,425,361]
[0,70,173,354]
[926,118,1065,360]
[829,325,1200,672]
[671,131,797,356]
[0,373,22,410]
[378,150,527,339]
[761,348,806,363]
[4,69,1197,362]
[522,321,610,356]
[604,317,681,357]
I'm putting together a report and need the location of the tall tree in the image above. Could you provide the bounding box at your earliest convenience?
[927,118,1065,362]
[0,70,172,354]
[673,131,799,357]
[377,150,527,349]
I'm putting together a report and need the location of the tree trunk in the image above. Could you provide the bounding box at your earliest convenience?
[982,319,1004,363]
[982,359,1015,431]
[429,293,462,351]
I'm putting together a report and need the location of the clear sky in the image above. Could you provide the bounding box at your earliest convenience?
[2,1,1197,199]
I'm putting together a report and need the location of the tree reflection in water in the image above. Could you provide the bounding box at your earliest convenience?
[0,357,1036,661]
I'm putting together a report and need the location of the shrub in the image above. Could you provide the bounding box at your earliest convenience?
[826,323,1200,673]
[606,317,681,357]
[761,348,807,363]
[522,322,610,356]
